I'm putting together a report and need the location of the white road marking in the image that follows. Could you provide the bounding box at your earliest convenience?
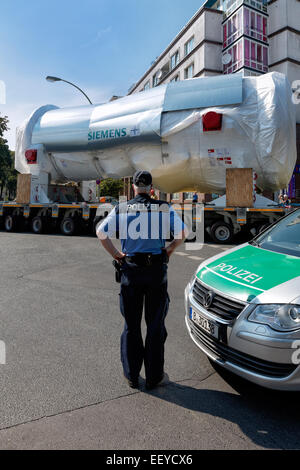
[209,244,234,250]
[175,245,234,259]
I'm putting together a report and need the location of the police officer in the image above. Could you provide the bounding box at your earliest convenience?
[97,170,187,390]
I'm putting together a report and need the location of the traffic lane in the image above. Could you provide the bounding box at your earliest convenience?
[0,235,300,449]
[163,242,236,383]
[0,233,225,430]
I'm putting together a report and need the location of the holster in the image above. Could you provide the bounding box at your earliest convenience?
[112,260,122,283]
[162,248,169,265]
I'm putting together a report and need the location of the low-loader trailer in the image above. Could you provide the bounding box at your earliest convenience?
[4,72,296,241]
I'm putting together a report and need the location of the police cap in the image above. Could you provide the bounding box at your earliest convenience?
[133,170,152,187]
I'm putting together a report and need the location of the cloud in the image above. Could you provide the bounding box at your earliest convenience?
[80,27,112,49]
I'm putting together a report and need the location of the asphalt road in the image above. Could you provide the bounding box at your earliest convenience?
[0,231,299,450]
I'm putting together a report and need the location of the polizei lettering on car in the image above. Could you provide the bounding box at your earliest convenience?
[210,262,263,285]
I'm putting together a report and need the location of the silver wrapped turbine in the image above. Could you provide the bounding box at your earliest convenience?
[15,72,297,193]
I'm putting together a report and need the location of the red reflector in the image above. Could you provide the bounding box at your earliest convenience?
[25,149,37,164]
[202,112,223,132]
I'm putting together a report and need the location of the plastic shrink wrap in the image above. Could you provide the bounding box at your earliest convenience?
[15,72,297,193]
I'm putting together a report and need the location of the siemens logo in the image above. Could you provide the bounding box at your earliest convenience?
[88,128,127,141]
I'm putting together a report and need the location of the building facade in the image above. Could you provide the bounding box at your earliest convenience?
[128,6,223,96]
[127,0,300,202]
[222,0,269,76]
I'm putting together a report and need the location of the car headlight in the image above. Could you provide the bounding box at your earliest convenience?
[248,304,300,332]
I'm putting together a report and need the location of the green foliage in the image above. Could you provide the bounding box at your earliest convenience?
[99,178,123,199]
[0,115,17,199]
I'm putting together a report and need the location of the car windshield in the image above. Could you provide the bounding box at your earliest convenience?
[253,210,300,258]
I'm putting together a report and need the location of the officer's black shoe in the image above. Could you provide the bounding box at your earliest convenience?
[124,375,139,389]
[145,373,168,391]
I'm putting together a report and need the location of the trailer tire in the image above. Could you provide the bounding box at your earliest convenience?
[4,214,19,232]
[210,221,233,244]
[31,216,44,234]
[60,217,76,236]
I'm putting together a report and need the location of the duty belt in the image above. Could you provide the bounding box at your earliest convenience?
[125,252,168,266]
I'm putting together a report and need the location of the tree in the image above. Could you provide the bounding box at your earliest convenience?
[6,151,18,199]
[99,178,124,199]
[0,115,17,199]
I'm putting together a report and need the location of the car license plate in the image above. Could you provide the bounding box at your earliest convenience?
[190,308,219,339]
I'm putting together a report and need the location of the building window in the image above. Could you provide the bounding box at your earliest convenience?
[223,38,243,74]
[263,16,267,42]
[184,37,194,56]
[244,38,250,68]
[171,74,180,82]
[263,46,268,68]
[171,193,180,200]
[171,50,180,70]
[184,63,194,79]
[152,72,160,87]
[257,14,262,41]
[223,23,227,48]
[244,8,250,36]
[161,62,170,79]
[184,192,194,200]
[224,0,267,19]
[143,81,150,91]
[224,38,268,74]
[251,11,255,37]
[243,7,268,43]
[224,7,268,49]
[223,9,243,48]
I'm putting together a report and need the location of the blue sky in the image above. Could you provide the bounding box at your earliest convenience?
[0,0,205,149]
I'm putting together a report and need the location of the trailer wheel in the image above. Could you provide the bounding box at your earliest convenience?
[60,217,76,236]
[31,216,44,234]
[210,221,233,244]
[4,215,19,232]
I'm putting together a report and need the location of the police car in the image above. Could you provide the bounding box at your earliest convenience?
[185,208,300,390]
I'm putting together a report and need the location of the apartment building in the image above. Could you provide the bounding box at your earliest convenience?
[127,0,300,202]
[129,6,223,95]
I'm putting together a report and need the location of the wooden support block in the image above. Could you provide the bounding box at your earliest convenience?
[226,168,253,208]
[16,174,31,204]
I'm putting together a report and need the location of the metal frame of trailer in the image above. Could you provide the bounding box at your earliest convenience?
[0,202,111,236]
[174,204,288,244]
[0,201,289,242]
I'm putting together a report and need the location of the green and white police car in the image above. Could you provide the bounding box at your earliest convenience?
[185,208,300,390]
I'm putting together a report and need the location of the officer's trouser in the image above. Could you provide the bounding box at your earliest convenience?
[119,261,169,383]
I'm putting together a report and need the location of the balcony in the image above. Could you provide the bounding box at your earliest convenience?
[223,0,267,19]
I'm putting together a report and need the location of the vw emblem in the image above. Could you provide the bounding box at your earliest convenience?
[203,291,214,309]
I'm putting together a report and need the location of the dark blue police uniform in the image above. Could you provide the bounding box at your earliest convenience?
[98,175,185,388]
